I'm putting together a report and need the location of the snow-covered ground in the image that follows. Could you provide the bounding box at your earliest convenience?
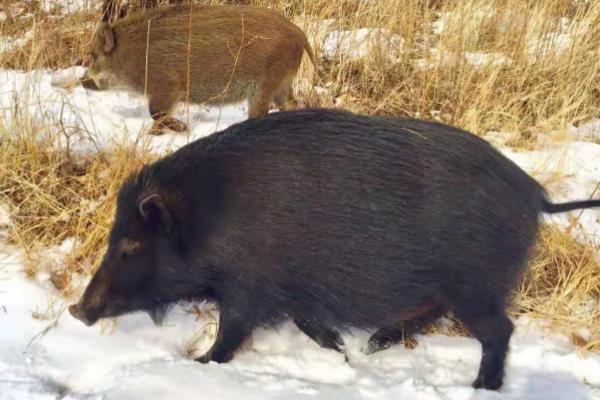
[1,68,247,155]
[2,242,600,400]
[1,68,600,399]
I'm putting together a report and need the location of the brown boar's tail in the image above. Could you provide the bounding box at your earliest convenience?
[303,36,317,68]
[541,197,600,213]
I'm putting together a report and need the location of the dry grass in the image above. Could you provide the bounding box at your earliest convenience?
[0,0,599,350]
[0,130,153,297]
[515,226,600,351]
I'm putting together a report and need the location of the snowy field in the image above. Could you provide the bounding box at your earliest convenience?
[1,68,600,399]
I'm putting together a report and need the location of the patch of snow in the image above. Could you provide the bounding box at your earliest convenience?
[294,17,337,51]
[527,32,573,61]
[40,0,96,14]
[33,238,77,284]
[415,48,455,70]
[0,203,12,242]
[418,49,509,70]
[0,30,33,53]
[569,120,600,141]
[464,52,509,67]
[322,28,404,62]
[432,4,495,37]
[501,141,600,240]
[432,12,451,36]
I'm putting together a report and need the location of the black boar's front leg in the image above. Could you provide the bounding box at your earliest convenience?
[195,308,255,364]
[294,318,345,353]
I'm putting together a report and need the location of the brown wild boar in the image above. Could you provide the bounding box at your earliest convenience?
[83,5,316,134]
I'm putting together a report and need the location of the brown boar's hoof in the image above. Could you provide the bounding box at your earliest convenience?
[80,78,100,90]
[150,118,189,135]
[149,125,167,136]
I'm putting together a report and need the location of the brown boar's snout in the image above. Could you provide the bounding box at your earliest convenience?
[68,303,96,327]
[80,77,99,90]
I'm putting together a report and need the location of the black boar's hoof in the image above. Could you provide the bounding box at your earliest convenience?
[366,327,403,355]
[194,354,212,364]
[472,374,503,391]
[194,351,233,364]
[294,318,345,354]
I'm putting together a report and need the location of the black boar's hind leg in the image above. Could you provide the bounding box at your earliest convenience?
[366,306,446,354]
[451,294,513,391]
[195,309,255,364]
[294,318,345,353]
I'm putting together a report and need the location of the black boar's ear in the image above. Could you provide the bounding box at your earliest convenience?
[138,194,172,233]
[97,23,115,55]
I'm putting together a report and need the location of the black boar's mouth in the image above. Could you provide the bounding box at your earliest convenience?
[69,300,171,327]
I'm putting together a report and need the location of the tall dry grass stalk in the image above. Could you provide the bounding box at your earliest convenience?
[0,0,599,349]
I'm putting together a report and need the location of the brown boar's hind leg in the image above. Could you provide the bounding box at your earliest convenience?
[247,84,273,119]
[148,91,188,135]
[366,305,446,354]
[294,318,345,353]
[273,82,298,112]
[195,309,255,364]
[450,294,513,390]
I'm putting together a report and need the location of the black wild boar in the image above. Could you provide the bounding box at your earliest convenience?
[69,108,600,390]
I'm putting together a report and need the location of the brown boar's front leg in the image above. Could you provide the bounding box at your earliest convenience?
[148,88,188,135]
[195,308,255,364]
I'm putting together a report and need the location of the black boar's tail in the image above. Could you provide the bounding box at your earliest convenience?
[542,198,600,213]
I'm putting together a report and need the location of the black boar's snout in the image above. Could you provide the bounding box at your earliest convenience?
[68,303,97,327]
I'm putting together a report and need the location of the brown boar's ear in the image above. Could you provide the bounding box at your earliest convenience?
[96,23,116,55]
[138,194,172,233]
